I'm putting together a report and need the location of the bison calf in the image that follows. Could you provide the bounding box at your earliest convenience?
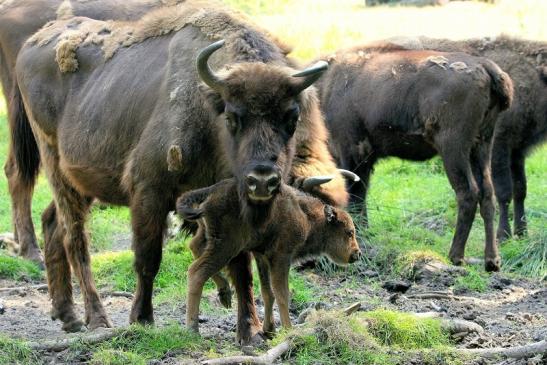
[176,179,361,334]
[318,44,513,271]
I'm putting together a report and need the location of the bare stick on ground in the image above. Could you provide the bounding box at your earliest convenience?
[27,328,117,352]
[458,340,547,359]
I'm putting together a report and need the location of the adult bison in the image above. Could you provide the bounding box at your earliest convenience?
[318,44,513,271]
[387,36,546,242]
[15,1,348,343]
[0,0,189,265]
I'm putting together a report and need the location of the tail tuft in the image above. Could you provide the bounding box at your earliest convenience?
[481,59,514,111]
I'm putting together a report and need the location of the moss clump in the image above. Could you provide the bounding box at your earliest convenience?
[362,309,450,349]
[90,349,144,365]
[395,250,447,280]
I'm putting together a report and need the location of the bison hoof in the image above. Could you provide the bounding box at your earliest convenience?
[449,255,464,267]
[62,318,85,333]
[485,258,501,272]
[218,287,232,309]
[239,330,266,347]
[22,250,45,270]
[87,316,113,330]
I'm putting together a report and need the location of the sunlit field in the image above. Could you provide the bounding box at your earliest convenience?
[0,1,545,364]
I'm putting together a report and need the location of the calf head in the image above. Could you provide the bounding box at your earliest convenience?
[197,40,328,205]
[323,205,361,265]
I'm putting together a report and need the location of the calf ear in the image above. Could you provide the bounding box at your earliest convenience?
[324,205,338,224]
[199,84,225,115]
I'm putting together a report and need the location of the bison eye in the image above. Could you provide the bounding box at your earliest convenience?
[346,229,354,238]
[283,106,299,135]
[225,111,239,134]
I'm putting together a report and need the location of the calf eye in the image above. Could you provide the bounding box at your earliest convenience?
[346,229,354,238]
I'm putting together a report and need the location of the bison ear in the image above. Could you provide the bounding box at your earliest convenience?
[324,205,338,224]
[199,83,225,115]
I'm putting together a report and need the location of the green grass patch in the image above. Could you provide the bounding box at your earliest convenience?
[0,334,39,365]
[273,309,458,365]
[0,251,43,281]
[502,232,547,281]
[453,267,488,293]
[84,324,211,364]
[363,309,450,349]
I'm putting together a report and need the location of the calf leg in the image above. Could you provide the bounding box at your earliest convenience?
[255,254,275,335]
[188,230,232,308]
[269,256,292,328]
[129,190,168,325]
[4,153,43,266]
[186,243,231,332]
[491,139,513,241]
[471,145,500,272]
[511,151,527,237]
[227,252,263,345]
[439,143,479,266]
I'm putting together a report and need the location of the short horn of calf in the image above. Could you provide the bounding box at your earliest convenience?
[302,175,334,190]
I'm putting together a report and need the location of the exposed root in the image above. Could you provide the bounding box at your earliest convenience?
[458,340,547,359]
[202,340,292,365]
[0,284,48,294]
[27,328,117,352]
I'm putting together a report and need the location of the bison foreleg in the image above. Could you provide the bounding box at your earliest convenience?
[228,252,264,345]
[269,255,292,329]
[471,144,500,272]
[255,253,275,336]
[510,150,527,237]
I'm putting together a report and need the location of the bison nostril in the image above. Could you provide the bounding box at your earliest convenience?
[267,175,280,188]
[349,251,361,263]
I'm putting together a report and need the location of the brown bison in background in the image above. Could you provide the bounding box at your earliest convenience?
[176,178,361,334]
[14,1,348,344]
[387,36,547,242]
[0,0,189,266]
[318,44,513,271]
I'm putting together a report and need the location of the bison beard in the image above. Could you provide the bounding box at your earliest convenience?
[14,1,347,345]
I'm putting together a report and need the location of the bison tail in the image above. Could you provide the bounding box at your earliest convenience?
[177,206,204,221]
[9,83,41,185]
[481,59,514,112]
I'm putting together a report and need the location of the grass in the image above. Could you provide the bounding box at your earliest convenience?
[0,335,39,365]
[0,0,545,363]
[0,252,43,281]
[272,309,462,365]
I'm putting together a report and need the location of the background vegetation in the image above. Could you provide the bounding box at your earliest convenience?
[0,0,545,364]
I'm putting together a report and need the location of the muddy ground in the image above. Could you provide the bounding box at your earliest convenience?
[0,258,545,365]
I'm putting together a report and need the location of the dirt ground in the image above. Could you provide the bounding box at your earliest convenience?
[0,259,545,365]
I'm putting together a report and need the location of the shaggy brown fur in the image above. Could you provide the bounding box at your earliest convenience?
[176,179,360,333]
[318,45,513,271]
[28,0,293,69]
[0,0,184,266]
[383,35,547,242]
[14,1,347,345]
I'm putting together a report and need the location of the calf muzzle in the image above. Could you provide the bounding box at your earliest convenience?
[245,164,281,202]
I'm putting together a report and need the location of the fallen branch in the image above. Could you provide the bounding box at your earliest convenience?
[0,284,48,294]
[27,328,117,352]
[458,339,547,359]
[101,291,134,299]
[202,340,291,365]
[203,303,363,365]
[440,318,484,334]
[405,292,488,304]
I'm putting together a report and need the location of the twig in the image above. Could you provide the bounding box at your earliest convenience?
[27,328,117,352]
[458,340,547,359]
[203,303,363,364]
[0,284,48,294]
[405,292,489,304]
[342,302,361,316]
[101,291,134,299]
[440,318,484,334]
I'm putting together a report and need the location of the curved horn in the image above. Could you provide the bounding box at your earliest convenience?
[302,175,334,190]
[292,60,329,94]
[338,169,360,182]
[196,40,226,92]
